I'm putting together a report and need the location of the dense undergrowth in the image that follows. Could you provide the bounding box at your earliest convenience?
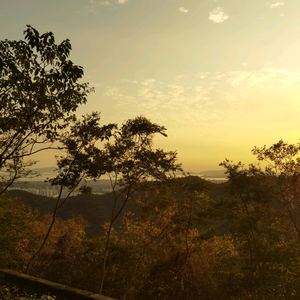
[0,284,55,300]
[3,162,300,300]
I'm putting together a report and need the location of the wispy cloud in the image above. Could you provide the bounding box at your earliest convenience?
[81,0,128,13]
[83,1,99,15]
[209,7,229,24]
[225,66,300,92]
[178,7,188,13]
[99,1,113,6]
[95,65,300,136]
[267,2,284,8]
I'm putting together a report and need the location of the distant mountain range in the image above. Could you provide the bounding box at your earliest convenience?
[28,167,227,181]
[189,170,227,178]
[32,167,58,173]
[6,178,228,238]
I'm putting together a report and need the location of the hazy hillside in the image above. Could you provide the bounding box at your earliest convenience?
[6,180,228,238]
[6,189,142,237]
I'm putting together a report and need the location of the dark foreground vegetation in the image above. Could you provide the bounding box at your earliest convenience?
[0,284,55,300]
[2,26,300,300]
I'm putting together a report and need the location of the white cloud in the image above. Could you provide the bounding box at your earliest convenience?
[87,9,99,14]
[83,4,99,14]
[209,7,229,23]
[178,7,188,13]
[99,1,113,6]
[267,2,284,8]
[82,0,113,14]
[195,72,210,79]
[225,67,300,91]
[175,74,186,81]
[83,0,126,12]
[96,64,300,137]
[141,79,156,86]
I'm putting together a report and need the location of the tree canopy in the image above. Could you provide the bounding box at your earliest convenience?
[0,25,93,193]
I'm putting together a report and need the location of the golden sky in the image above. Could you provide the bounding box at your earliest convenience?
[1,0,300,173]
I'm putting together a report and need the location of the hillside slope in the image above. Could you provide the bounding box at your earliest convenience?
[6,180,227,237]
[6,190,141,237]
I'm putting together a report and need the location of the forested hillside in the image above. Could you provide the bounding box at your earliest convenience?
[6,188,143,238]
[6,179,227,238]
[2,26,300,300]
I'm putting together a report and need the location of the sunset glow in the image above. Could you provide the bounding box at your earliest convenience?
[2,0,300,172]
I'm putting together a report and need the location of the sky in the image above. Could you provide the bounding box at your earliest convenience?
[1,0,300,173]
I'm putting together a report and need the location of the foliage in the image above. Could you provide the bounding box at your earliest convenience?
[48,112,116,190]
[79,185,92,195]
[0,196,86,276]
[0,25,93,194]
[219,140,300,299]
[96,176,220,300]
[97,116,183,294]
[103,116,181,182]
[0,197,39,270]
[0,285,55,300]
[25,107,115,274]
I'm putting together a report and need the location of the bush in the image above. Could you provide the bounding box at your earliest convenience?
[0,284,55,300]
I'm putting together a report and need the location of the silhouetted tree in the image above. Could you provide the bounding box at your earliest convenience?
[0,25,92,194]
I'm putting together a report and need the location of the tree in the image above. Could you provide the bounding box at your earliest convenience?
[98,116,182,295]
[0,196,38,270]
[0,25,92,194]
[25,112,116,274]
[0,26,113,275]
[1,27,187,298]
[0,195,87,278]
[133,176,214,300]
[79,185,93,195]
[99,176,227,300]
[219,140,300,299]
